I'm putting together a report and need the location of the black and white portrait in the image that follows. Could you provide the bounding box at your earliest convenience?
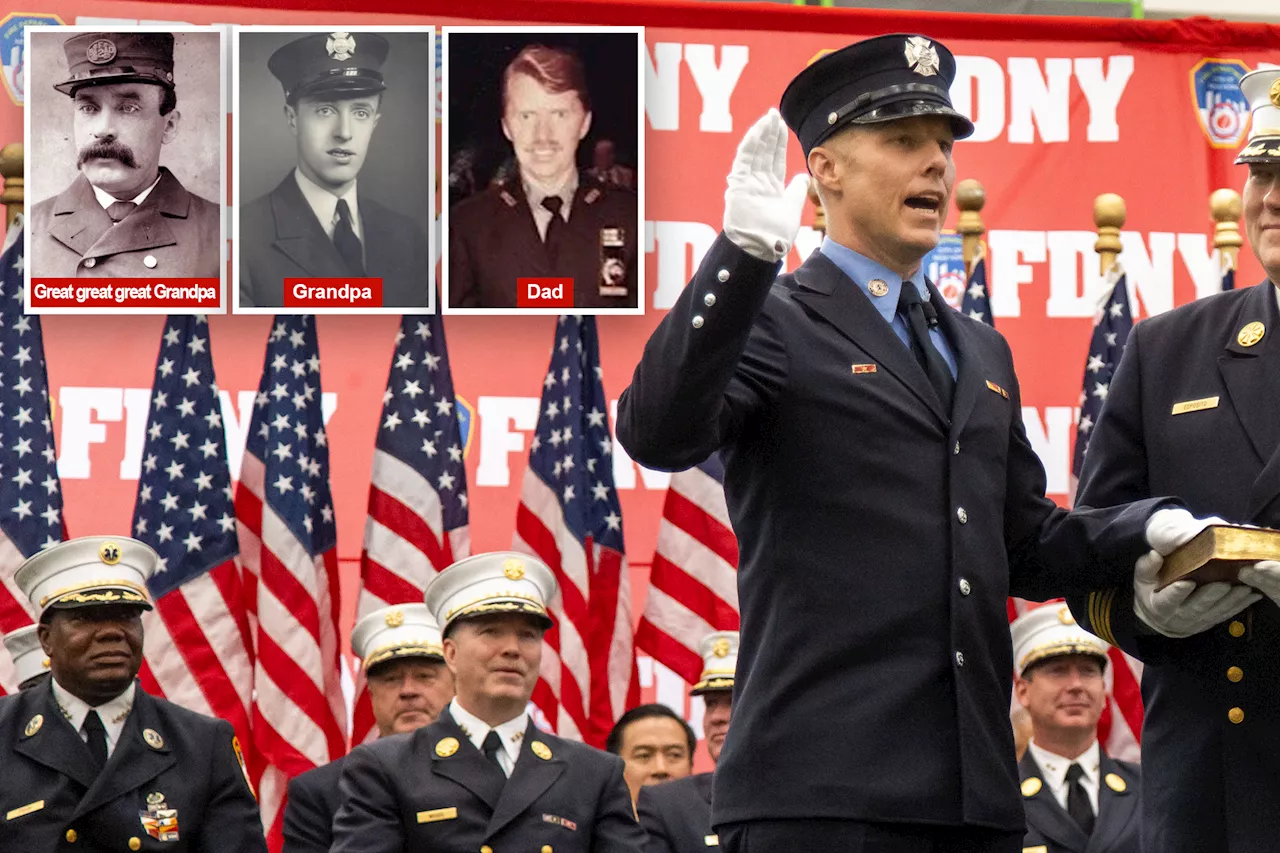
[235,27,435,312]
[24,27,224,288]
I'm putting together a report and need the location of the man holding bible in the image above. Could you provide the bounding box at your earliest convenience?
[1067,66,1280,853]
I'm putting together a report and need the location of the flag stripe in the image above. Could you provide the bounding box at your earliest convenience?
[661,490,738,567]
[634,618,706,685]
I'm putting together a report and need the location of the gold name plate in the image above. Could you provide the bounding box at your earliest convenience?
[6,800,44,820]
[417,807,458,824]
[1159,525,1280,590]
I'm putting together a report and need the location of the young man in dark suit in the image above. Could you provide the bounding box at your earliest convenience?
[330,551,646,852]
[616,33,1218,853]
[1011,606,1139,853]
[238,31,431,308]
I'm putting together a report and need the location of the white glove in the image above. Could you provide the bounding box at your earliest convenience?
[723,108,810,263]
[1133,549,1261,638]
[1237,561,1280,607]
[1144,507,1224,556]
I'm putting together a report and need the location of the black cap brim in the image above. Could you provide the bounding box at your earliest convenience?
[846,97,974,140]
[290,73,386,103]
[1236,135,1280,165]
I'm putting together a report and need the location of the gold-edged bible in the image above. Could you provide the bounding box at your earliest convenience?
[1157,525,1280,590]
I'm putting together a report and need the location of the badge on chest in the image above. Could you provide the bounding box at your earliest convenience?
[140,791,179,842]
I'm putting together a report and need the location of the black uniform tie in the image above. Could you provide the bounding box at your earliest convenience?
[333,198,365,277]
[1065,763,1095,836]
[896,283,955,411]
[482,730,506,776]
[106,201,136,223]
[82,710,108,770]
[541,195,565,264]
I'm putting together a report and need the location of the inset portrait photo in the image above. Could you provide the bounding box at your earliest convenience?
[234,27,435,314]
[442,27,645,315]
[24,26,226,314]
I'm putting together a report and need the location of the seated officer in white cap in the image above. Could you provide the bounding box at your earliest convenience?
[283,603,454,853]
[0,536,266,852]
[4,624,52,691]
[1011,606,1139,853]
[331,551,646,852]
[636,631,738,853]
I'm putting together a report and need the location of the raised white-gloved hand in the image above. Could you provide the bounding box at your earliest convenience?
[1133,549,1261,638]
[723,108,810,263]
[1237,561,1280,607]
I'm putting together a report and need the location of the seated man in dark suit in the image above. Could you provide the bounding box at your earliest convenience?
[282,602,453,853]
[1011,606,1139,853]
[331,551,646,852]
[448,44,638,311]
[637,631,738,852]
[0,536,265,851]
[239,31,431,308]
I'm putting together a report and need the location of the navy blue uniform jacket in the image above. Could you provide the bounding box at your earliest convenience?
[616,235,1166,833]
[1069,281,1280,853]
[0,680,265,852]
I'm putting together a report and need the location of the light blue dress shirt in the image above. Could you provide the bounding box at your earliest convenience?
[819,236,958,378]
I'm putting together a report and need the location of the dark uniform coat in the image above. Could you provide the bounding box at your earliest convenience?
[616,236,1167,834]
[636,772,718,853]
[1068,280,1280,853]
[1018,751,1140,853]
[330,708,646,852]
[448,176,638,310]
[238,174,431,308]
[281,755,346,853]
[0,680,265,852]
[27,168,220,279]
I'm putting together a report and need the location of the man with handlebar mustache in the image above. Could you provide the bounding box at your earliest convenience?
[28,32,221,280]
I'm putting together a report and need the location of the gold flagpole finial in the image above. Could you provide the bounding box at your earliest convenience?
[955,179,986,270]
[1093,193,1126,276]
[1209,188,1243,272]
[0,144,23,229]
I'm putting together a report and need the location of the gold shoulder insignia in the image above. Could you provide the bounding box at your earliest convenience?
[23,714,43,737]
[531,741,552,760]
[435,737,460,758]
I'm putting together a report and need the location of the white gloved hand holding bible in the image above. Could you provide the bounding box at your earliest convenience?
[723,109,811,263]
[1133,508,1261,638]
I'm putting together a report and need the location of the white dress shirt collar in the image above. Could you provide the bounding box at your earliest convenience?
[51,678,136,759]
[294,168,361,240]
[449,697,528,775]
[1028,738,1101,815]
[524,171,578,221]
[92,171,163,211]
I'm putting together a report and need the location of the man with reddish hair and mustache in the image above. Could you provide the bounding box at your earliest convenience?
[448,42,638,310]
[28,32,220,279]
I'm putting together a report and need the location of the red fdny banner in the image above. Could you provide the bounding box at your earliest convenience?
[3,0,1279,735]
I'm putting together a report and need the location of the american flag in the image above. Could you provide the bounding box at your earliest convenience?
[635,454,739,685]
[1067,266,1143,761]
[352,313,470,746]
[959,251,993,326]
[235,316,345,849]
[513,316,638,747]
[129,316,254,761]
[1221,257,1236,291]
[0,223,65,694]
